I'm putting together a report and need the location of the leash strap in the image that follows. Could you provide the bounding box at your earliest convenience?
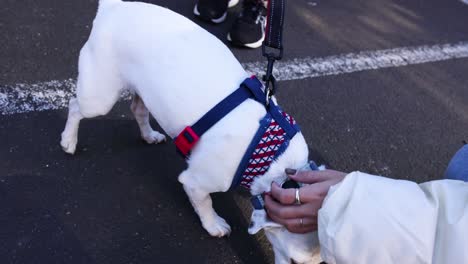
[262,0,286,103]
[264,0,286,50]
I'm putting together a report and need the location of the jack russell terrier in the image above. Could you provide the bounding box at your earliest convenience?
[60,0,321,263]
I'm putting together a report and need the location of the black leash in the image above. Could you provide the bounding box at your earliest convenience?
[262,0,285,105]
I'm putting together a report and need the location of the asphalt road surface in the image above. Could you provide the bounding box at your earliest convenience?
[1,0,467,263]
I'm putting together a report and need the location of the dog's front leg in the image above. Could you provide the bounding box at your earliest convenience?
[180,172,231,237]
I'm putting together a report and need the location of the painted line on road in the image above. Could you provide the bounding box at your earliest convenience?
[243,41,468,81]
[1,41,468,115]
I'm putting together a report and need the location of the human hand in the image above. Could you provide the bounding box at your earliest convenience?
[264,169,347,233]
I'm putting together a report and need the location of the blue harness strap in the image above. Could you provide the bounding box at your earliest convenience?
[175,76,264,158]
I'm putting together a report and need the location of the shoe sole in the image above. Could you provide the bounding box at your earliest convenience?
[193,4,227,24]
[228,0,240,8]
[227,33,265,49]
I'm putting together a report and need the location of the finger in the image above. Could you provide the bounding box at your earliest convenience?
[264,194,304,219]
[294,181,334,204]
[264,194,297,219]
[265,195,317,219]
[267,210,289,226]
[268,213,317,233]
[288,170,330,184]
[287,223,318,234]
[281,218,317,233]
[290,224,318,234]
[270,182,296,205]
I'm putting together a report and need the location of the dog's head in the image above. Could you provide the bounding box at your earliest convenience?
[248,162,323,234]
[248,205,321,264]
[247,160,323,263]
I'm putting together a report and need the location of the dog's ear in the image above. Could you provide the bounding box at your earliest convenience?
[248,209,282,234]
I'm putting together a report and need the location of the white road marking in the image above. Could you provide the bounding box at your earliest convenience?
[0,79,76,115]
[242,41,468,81]
[1,41,468,115]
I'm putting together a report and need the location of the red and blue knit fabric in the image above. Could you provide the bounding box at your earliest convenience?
[239,112,297,189]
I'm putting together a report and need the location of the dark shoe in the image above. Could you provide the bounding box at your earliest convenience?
[227,0,266,48]
[194,0,239,24]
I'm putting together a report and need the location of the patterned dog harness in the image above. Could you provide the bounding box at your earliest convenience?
[175,76,300,190]
[230,109,299,190]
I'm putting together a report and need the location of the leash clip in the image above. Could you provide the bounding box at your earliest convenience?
[262,45,283,106]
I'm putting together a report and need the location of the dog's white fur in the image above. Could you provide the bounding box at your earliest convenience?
[60,0,320,262]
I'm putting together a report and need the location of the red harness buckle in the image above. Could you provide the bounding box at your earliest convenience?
[175,126,200,158]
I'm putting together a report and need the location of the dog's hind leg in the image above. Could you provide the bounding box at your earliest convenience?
[130,94,166,144]
[60,82,120,154]
[180,170,231,237]
[60,98,84,154]
[60,85,119,154]
[60,43,122,154]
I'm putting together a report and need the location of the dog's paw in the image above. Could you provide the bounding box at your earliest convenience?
[142,131,166,144]
[203,215,231,237]
[60,134,77,154]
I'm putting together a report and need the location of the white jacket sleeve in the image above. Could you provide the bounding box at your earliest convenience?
[318,171,468,264]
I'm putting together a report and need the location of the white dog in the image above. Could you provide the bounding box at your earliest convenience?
[60,0,320,263]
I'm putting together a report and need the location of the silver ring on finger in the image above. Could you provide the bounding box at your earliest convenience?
[294,188,301,205]
[299,218,304,227]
